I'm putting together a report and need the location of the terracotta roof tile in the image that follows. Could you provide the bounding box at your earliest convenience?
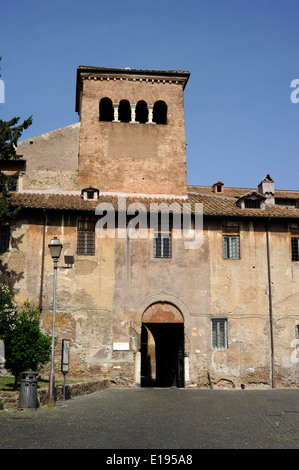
[10,190,299,220]
[188,185,299,199]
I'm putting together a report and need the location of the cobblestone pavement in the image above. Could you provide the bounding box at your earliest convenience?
[1,387,299,449]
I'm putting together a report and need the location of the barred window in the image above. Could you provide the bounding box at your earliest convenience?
[223,227,240,259]
[154,231,172,258]
[77,220,95,255]
[211,319,228,349]
[0,226,10,253]
[291,237,299,261]
[245,199,261,209]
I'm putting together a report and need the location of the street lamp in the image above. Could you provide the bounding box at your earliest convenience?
[48,236,62,404]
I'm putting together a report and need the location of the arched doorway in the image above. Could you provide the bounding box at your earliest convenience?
[140,302,184,388]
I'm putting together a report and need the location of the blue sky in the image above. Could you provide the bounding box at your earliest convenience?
[0,0,298,190]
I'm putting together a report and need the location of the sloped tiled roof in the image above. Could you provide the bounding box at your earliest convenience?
[10,187,299,220]
[188,185,299,199]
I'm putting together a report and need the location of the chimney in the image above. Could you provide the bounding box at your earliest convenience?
[258,175,275,205]
[212,181,224,193]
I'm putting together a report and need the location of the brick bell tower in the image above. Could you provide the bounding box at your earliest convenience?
[75,66,190,196]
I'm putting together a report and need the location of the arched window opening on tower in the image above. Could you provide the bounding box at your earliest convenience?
[118,99,131,123]
[135,100,148,123]
[153,100,167,124]
[99,97,114,122]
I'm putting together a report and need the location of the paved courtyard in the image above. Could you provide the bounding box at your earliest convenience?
[1,387,299,450]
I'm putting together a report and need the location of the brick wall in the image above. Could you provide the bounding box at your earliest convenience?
[78,75,188,196]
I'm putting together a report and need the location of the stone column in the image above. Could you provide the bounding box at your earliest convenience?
[134,351,141,385]
[113,103,119,122]
[184,357,190,385]
[130,104,137,123]
[147,105,154,124]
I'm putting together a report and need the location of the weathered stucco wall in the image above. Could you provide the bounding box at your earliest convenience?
[2,65,297,390]
[1,211,298,388]
[206,219,299,387]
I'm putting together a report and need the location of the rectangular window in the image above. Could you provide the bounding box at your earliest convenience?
[291,237,299,261]
[245,199,261,209]
[7,175,18,192]
[77,220,95,255]
[211,319,228,349]
[154,231,172,258]
[223,227,240,259]
[0,226,10,253]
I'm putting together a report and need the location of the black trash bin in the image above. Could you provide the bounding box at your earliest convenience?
[19,371,38,409]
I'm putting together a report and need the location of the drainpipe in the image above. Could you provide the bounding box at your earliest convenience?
[266,220,275,388]
[39,209,47,312]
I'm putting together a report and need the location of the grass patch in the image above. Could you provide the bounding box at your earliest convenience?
[0,376,79,392]
[0,376,17,392]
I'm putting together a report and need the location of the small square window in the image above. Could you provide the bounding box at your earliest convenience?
[211,319,228,349]
[86,190,95,200]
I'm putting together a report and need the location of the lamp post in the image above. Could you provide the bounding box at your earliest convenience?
[48,236,62,404]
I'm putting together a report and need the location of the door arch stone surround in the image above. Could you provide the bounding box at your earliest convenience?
[133,293,192,385]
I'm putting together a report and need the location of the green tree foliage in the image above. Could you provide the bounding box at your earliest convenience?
[0,283,17,337]
[0,116,33,161]
[0,171,21,225]
[0,284,51,389]
[0,57,32,225]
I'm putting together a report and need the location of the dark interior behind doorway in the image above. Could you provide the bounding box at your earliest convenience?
[141,323,184,388]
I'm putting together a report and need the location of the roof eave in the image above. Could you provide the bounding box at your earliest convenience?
[75,66,190,113]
